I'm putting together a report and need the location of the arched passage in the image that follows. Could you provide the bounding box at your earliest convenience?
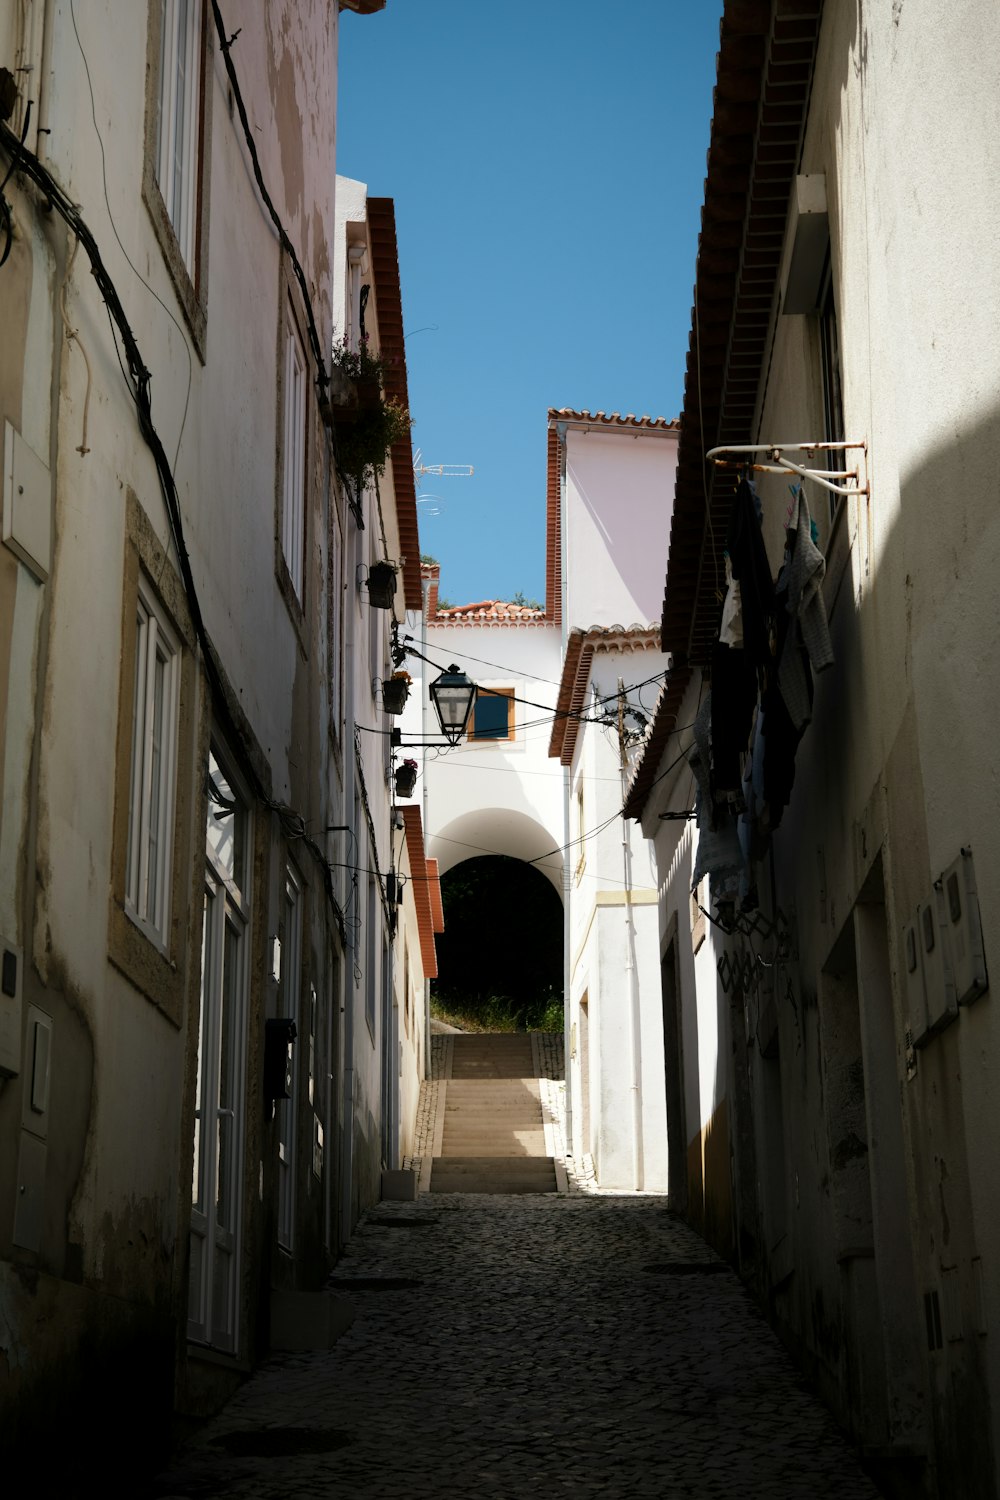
[433,856,564,1031]
[428,808,564,897]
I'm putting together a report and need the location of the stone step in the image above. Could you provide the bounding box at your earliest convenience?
[440,1146,548,1158]
[445,1095,541,1104]
[429,1157,558,1195]
[443,1128,544,1140]
[444,1088,540,1100]
[444,1105,542,1117]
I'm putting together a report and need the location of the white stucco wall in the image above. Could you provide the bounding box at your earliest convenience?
[560,423,677,630]
[565,648,670,1191]
[422,624,564,891]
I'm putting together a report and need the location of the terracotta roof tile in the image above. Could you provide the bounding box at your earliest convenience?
[545,424,562,625]
[622,665,696,820]
[427,858,445,933]
[435,599,547,624]
[548,408,681,431]
[549,624,663,767]
[660,0,822,664]
[401,806,437,979]
[368,199,422,614]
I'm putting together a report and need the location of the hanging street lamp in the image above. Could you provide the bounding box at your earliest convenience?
[428,664,477,746]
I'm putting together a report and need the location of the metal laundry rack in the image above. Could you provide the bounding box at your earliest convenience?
[705,440,868,499]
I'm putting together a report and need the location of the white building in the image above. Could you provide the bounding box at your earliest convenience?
[418,409,678,1191]
[626,3,1000,1494]
[548,411,677,1190]
[0,0,430,1471]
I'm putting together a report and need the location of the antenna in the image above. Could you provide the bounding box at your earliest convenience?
[412,450,474,517]
[412,448,474,480]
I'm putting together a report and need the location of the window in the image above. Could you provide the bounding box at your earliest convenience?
[110,490,196,1022]
[277,866,302,1251]
[143,0,210,353]
[366,874,378,1041]
[189,744,251,1352]
[281,311,308,602]
[156,0,204,274]
[818,257,845,523]
[575,781,586,884]
[690,878,707,955]
[468,687,515,743]
[126,575,181,946]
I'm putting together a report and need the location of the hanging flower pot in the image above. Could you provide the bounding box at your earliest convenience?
[394,759,418,799]
[367,561,397,609]
[382,673,410,715]
[356,374,382,411]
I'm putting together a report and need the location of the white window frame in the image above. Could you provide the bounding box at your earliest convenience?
[282,312,307,601]
[277,864,302,1251]
[156,0,204,274]
[189,743,251,1353]
[126,576,181,947]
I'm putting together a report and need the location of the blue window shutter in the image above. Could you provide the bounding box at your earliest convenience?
[473,692,510,739]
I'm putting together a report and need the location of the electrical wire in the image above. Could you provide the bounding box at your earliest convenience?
[0,121,352,945]
[407,631,676,704]
[209,2,329,395]
[69,0,193,473]
[403,640,673,733]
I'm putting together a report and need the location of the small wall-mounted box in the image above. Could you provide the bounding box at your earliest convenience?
[2,420,51,582]
[780,174,830,315]
[941,848,988,1007]
[904,885,958,1049]
[0,936,23,1078]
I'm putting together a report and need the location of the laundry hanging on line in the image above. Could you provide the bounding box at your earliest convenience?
[690,477,834,925]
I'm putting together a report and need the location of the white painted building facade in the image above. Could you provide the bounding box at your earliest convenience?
[0,0,431,1470]
[626,4,1000,1494]
[419,411,678,1192]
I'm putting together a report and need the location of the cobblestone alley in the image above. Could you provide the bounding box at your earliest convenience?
[148,1036,883,1500]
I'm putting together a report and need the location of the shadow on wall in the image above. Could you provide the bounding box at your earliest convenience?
[686,1097,734,1257]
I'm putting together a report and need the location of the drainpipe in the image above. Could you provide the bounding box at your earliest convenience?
[619,679,644,1192]
[557,420,573,1154]
[339,544,360,1244]
[562,763,572,1152]
[35,0,55,164]
[420,581,432,1076]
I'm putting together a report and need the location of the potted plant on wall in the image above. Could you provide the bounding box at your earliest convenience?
[382,669,411,715]
[394,758,418,799]
[326,335,412,493]
[366,561,397,609]
[327,335,385,419]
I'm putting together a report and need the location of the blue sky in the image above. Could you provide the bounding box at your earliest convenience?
[338,2,723,606]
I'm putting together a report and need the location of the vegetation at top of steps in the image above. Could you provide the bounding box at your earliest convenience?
[430,994,564,1034]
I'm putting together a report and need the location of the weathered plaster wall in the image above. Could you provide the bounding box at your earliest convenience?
[640,4,1000,1488]
[1,0,349,1459]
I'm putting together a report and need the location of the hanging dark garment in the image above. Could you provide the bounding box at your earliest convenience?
[777,486,834,730]
[725,477,776,672]
[711,641,757,796]
[759,568,811,826]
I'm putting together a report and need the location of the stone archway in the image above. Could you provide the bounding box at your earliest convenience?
[427,808,564,898]
[432,855,563,1030]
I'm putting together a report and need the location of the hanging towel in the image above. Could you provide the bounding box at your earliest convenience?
[725,477,776,671]
[777,486,834,729]
[719,555,744,648]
